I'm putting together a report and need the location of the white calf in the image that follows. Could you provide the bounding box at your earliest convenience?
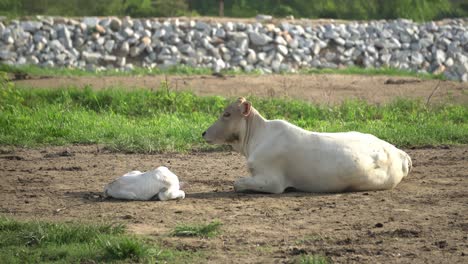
[104,166,185,201]
[202,97,412,194]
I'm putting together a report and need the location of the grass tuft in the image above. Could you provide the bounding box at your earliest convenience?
[100,237,149,261]
[171,221,223,238]
[295,254,331,264]
[0,217,200,263]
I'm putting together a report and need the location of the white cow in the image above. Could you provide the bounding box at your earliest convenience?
[202,97,412,194]
[104,166,185,201]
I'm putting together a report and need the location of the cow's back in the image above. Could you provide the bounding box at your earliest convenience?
[257,123,411,192]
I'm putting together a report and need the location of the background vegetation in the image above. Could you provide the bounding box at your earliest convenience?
[0,0,466,21]
[1,75,467,152]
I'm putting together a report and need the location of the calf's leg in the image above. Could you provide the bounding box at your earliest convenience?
[158,189,185,201]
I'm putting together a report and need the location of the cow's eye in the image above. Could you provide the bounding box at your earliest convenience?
[223,112,231,118]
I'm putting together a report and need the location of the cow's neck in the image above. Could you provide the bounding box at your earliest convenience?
[236,108,266,158]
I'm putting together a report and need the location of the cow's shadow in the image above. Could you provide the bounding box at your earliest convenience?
[187,188,337,199]
[64,191,176,203]
[64,191,107,202]
[64,189,339,203]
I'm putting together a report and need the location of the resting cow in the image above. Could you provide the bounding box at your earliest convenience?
[104,166,185,201]
[202,97,412,194]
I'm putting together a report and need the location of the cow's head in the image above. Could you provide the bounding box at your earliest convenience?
[202,97,252,145]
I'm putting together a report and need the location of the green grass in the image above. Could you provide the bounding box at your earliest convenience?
[1,63,444,80]
[295,254,331,264]
[171,221,223,238]
[0,84,467,152]
[0,217,199,263]
[0,63,215,77]
[300,66,446,80]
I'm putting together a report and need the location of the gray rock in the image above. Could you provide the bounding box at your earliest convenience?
[238,39,249,54]
[81,51,101,63]
[103,55,117,62]
[104,40,115,53]
[229,32,248,43]
[249,31,272,46]
[83,17,99,27]
[56,54,67,65]
[122,27,134,38]
[380,53,392,65]
[154,28,166,38]
[257,52,266,62]
[0,17,466,81]
[110,17,122,31]
[271,59,281,72]
[3,33,14,45]
[434,50,446,64]
[124,63,134,71]
[119,42,130,56]
[179,44,194,55]
[419,38,432,49]
[256,14,273,22]
[195,21,210,31]
[411,52,424,65]
[325,51,336,61]
[130,44,145,57]
[275,52,284,63]
[21,21,42,32]
[26,55,39,64]
[116,56,126,67]
[49,40,64,51]
[322,61,338,69]
[367,45,377,54]
[213,58,225,72]
[334,37,345,46]
[444,57,454,67]
[275,36,287,46]
[42,60,55,67]
[57,26,72,49]
[224,22,234,32]
[280,63,291,72]
[215,28,226,39]
[277,45,288,56]
[122,17,134,28]
[73,37,84,47]
[312,43,321,55]
[0,50,15,60]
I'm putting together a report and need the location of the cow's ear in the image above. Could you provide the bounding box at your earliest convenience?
[241,101,251,117]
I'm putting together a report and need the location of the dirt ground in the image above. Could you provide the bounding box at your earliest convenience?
[0,145,467,263]
[4,74,468,263]
[15,74,468,105]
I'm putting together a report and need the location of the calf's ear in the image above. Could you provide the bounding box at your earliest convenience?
[241,101,252,117]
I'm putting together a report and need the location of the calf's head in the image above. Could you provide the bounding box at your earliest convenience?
[202,97,252,145]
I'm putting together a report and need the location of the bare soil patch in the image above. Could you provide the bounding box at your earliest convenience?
[1,145,467,263]
[15,74,468,105]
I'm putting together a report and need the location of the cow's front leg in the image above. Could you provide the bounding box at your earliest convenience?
[157,189,185,201]
[234,175,285,194]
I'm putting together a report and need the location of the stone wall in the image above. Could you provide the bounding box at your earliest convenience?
[0,16,466,81]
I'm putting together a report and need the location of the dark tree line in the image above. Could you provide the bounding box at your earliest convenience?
[0,0,466,21]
